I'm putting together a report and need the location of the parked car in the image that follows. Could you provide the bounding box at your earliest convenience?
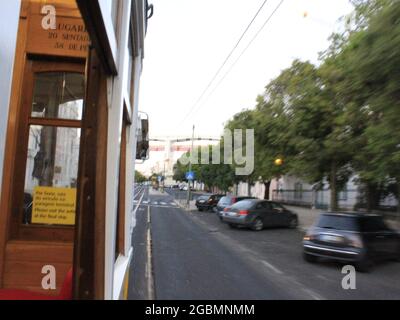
[303,212,400,272]
[222,199,298,231]
[195,194,225,212]
[216,195,256,220]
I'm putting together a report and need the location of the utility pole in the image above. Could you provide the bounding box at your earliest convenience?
[186,125,195,207]
[162,160,166,192]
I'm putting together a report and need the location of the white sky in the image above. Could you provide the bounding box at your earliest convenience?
[139,0,354,139]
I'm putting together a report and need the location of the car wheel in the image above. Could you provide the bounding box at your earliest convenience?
[228,223,237,229]
[289,217,298,229]
[303,252,318,263]
[251,218,264,231]
[198,208,203,212]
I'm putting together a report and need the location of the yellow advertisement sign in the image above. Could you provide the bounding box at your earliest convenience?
[31,187,76,225]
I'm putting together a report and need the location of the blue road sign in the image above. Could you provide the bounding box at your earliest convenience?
[185,171,195,180]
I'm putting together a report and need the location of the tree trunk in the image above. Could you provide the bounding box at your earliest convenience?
[330,161,338,212]
[263,181,271,200]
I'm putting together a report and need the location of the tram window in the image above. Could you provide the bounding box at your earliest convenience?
[23,125,81,226]
[10,60,85,240]
[31,72,84,120]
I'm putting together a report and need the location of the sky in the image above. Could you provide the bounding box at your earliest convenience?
[139,0,354,140]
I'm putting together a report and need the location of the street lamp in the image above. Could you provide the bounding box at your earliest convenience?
[274,157,283,166]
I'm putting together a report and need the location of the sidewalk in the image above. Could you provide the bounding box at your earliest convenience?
[174,198,197,211]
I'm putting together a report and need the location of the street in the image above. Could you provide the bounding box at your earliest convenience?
[129,187,400,300]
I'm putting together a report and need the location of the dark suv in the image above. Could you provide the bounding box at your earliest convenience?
[216,195,256,220]
[303,212,400,272]
[195,194,225,212]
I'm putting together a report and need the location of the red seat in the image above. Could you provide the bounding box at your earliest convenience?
[0,268,73,300]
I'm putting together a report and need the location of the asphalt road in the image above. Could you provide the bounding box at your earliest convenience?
[129,187,400,300]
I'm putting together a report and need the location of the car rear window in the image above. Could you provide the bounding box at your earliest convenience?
[219,196,232,205]
[231,200,255,210]
[359,216,388,232]
[317,215,359,231]
[198,195,210,200]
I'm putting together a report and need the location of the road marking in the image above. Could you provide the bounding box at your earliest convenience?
[261,260,283,275]
[146,205,155,300]
[182,204,327,300]
[147,205,179,209]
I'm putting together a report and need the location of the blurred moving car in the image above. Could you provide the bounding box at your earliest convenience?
[216,195,256,220]
[222,199,298,231]
[195,194,225,212]
[303,212,400,272]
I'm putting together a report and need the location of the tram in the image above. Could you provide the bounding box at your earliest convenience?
[0,0,151,299]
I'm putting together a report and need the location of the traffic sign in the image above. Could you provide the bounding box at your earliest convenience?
[185,171,195,180]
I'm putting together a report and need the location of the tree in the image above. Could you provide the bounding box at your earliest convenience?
[322,0,400,211]
[135,170,147,183]
[258,60,353,210]
[173,145,236,192]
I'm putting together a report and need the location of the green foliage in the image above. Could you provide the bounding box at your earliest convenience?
[173,0,400,209]
[135,170,148,183]
[173,146,236,192]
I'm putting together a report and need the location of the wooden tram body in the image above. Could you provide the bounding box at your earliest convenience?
[0,0,149,300]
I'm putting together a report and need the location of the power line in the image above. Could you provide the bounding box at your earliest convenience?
[179,0,270,126]
[186,0,285,122]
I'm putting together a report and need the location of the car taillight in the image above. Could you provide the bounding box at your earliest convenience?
[239,210,249,215]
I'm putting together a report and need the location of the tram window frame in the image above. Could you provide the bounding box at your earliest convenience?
[9,59,86,242]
